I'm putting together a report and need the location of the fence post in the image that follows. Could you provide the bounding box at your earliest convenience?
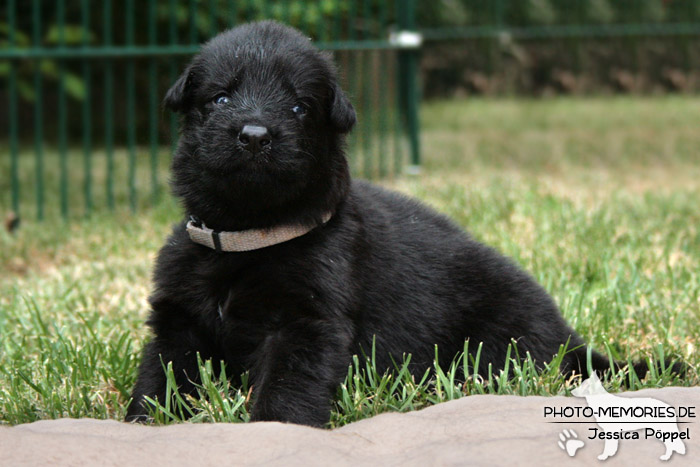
[81,0,92,215]
[57,0,68,218]
[104,0,115,211]
[34,0,45,220]
[396,0,421,171]
[8,0,20,217]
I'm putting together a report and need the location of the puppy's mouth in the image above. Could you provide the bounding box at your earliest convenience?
[235,146,274,162]
[197,141,305,175]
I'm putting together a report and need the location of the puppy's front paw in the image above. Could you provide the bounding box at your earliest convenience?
[124,413,150,424]
[125,398,152,423]
[251,402,328,427]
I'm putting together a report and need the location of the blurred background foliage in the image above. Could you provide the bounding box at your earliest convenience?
[418,0,700,97]
[419,0,700,27]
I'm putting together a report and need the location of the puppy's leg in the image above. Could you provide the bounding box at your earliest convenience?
[125,338,203,422]
[248,324,352,427]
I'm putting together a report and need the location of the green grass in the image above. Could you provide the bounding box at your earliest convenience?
[1,96,698,426]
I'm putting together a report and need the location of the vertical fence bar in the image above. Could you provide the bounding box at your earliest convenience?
[318,0,327,41]
[332,0,342,42]
[190,0,198,44]
[263,0,272,23]
[572,0,584,74]
[104,0,115,210]
[393,0,403,175]
[397,0,420,168]
[82,0,92,215]
[169,0,178,154]
[148,0,159,202]
[686,1,697,72]
[330,0,346,171]
[298,0,308,32]
[487,0,504,75]
[633,0,641,75]
[210,0,219,38]
[126,0,137,211]
[57,0,69,218]
[8,0,19,216]
[246,0,255,21]
[282,0,291,24]
[33,0,44,219]
[347,0,359,173]
[228,0,238,26]
[361,0,373,178]
[377,0,389,178]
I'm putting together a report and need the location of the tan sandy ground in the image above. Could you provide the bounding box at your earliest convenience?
[1,387,697,466]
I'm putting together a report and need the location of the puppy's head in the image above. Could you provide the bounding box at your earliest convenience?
[167,21,355,230]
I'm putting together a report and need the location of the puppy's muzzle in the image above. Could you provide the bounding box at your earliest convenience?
[238,125,271,154]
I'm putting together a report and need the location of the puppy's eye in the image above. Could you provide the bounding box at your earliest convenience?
[292,104,307,117]
[213,94,230,105]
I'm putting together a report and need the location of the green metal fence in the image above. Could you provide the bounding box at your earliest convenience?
[2,0,421,221]
[5,1,699,221]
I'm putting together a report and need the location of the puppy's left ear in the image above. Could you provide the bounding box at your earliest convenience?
[329,83,356,134]
[164,65,196,113]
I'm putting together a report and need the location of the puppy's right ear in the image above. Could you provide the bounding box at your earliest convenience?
[329,83,356,134]
[164,65,196,113]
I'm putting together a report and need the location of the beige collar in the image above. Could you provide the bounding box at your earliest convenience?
[186,213,332,252]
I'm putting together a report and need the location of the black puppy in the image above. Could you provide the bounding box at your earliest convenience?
[127,21,634,426]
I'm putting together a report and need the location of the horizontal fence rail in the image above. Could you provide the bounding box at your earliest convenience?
[2,0,420,221]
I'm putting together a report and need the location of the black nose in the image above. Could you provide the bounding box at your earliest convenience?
[238,125,271,153]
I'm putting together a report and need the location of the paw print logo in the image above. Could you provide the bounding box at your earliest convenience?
[558,429,585,457]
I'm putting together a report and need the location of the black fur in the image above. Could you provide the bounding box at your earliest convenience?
[126,21,665,427]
